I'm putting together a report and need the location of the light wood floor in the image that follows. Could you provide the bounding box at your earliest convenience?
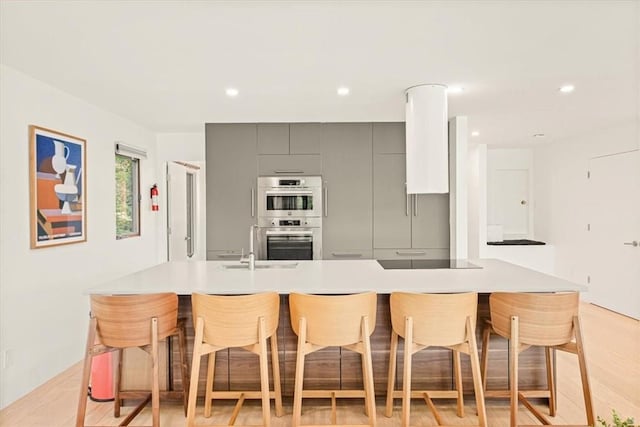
[1,302,638,426]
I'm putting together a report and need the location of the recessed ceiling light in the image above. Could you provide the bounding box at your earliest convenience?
[533,133,546,138]
[225,88,239,97]
[559,85,575,93]
[471,131,480,137]
[447,86,464,94]
[337,87,350,96]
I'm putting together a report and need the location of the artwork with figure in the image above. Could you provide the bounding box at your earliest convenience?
[29,126,87,248]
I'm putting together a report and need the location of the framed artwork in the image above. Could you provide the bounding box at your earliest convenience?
[29,125,87,248]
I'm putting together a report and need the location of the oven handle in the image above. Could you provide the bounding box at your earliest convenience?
[264,190,313,195]
[265,230,314,236]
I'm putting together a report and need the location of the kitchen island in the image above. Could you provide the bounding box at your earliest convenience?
[87,259,586,397]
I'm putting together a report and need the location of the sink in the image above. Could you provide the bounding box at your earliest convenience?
[221,262,299,270]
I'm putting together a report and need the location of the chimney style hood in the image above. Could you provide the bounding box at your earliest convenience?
[405,84,449,194]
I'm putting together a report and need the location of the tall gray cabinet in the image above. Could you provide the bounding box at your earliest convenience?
[206,124,257,260]
[321,123,373,259]
[373,123,450,259]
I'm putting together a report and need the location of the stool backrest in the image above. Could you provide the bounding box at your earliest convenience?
[390,292,477,346]
[289,292,377,347]
[91,293,178,348]
[191,292,280,347]
[490,292,579,346]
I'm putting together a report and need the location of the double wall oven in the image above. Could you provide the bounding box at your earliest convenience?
[257,176,322,260]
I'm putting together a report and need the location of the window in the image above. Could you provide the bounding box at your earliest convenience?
[115,154,140,238]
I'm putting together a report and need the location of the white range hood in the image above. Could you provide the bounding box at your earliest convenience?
[405,84,449,194]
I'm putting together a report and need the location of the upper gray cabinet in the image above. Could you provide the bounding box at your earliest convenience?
[257,123,321,175]
[373,122,406,154]
[257,123,289,154]
[372,122,449,259]
[321,123,373,259]
[206,123,257,257]
[290,123,322,154]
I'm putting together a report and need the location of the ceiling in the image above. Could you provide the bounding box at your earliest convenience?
[1,1,639,144]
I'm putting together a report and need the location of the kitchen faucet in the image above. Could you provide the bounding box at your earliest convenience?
[241,224,257,270]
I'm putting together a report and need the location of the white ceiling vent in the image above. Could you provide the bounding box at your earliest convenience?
[405,84,449,194]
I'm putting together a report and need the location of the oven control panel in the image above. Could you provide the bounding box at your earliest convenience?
[260,217,321,228]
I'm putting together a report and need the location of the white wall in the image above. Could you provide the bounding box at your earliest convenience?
[0,65,160,408]
[155,133,206,262]
[533,121,639,288]
[467,143,487,259]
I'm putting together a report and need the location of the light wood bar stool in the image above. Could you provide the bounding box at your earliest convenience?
[481,292,594,427]
[76,292,188,427]
[289,292,377,427]
[385,292,487,427]
[186,292,283,427]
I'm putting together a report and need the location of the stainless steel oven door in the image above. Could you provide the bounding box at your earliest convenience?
[258,228,322,260]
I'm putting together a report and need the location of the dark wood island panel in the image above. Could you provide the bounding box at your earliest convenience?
[167,294,550,397]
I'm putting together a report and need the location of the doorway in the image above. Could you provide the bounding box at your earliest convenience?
[587,149,640,319]
[167,161,204,261]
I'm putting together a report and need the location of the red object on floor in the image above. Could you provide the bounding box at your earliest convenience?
[89,352,114,402]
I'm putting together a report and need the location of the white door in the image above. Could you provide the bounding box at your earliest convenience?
[588,150,640,319]
[167,162,188,261]
[493,169,530,238]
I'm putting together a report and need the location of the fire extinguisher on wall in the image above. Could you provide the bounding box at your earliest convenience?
[151,184,159,211]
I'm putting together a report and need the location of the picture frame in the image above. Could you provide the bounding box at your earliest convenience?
[29,125,87,248]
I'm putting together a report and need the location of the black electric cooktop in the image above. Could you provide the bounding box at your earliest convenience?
[377,259,482,270]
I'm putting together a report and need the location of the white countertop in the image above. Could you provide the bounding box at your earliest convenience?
[86,259,586,295]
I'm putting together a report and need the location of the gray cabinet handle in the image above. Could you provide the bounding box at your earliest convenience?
[413,194,419,216]
[251,188,255,217]
[332,252,363,258]
[324,185,328,217]
[405,183,409,216]
[274,170,304,174]
[623,241,638,247]
[396,250,426,256]
[217,253,241,259]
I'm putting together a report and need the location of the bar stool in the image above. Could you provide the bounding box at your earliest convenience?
[289,292,377,427]
[385,292,487,427]
[76,292,189,427]
[481,292,594,427]
[186,292,283,427]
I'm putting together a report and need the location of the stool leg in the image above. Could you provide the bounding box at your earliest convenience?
[401,317,413,427]
[362,316,377,427]
[186,317,205,427]
[509,316,519,427]
[150,318,160,427]
[292,317,307,427]
[114,348,123,417]
[204,352,216,417]
[467,317,487,427]
[177,323,190,417]
[574,316,595,426]
[258,317,271,427]
[75,316,97,427]
[270,334,284,417]
[453,349,464,417]
[385,331,399,417]
[545,346,557,416]
[480,326,491,392]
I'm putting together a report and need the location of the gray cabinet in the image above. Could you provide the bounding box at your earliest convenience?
[257,123,321,175]
[372,123,450,259]
[257,123,289,154]
[257,154,321,175]
[321,123,373,259]
[290,123,321,154]
[206,124,257,258]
